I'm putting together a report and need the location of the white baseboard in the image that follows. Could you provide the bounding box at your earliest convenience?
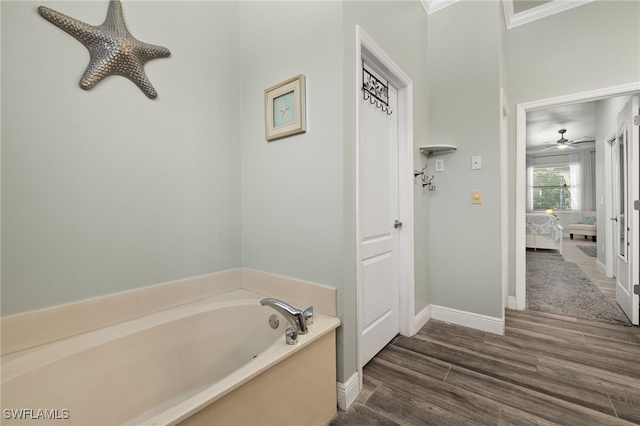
[413,305,431,334]
[596,259,607,277]
[430,305,504,335]
[336,372,360,411]
[507,296,517,310]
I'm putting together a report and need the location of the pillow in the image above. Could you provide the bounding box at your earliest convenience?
[579,213,597,225]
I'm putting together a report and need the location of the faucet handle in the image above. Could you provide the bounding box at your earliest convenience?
[303,306,314,327]
[285,327,298,345]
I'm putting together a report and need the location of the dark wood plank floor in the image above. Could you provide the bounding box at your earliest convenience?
[329,309,640,425]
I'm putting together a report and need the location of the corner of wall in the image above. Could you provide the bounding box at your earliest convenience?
[430,304,505,335]
[336,371,360,411]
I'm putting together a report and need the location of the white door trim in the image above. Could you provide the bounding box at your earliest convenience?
[355,25,415,379]
[515,82,640,310]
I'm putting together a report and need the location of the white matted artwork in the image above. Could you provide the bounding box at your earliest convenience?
[265,74,307,141]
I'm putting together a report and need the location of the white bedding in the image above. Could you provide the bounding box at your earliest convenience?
[526,213,563,254]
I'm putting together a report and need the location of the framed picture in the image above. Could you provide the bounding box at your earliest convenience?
[265,74,306,141]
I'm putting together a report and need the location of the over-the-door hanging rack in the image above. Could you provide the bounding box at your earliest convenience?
[362,63,392,115]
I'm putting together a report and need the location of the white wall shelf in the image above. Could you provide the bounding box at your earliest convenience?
[419,145,457,156]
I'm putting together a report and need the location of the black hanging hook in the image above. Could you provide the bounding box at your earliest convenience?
[362,64,393,116]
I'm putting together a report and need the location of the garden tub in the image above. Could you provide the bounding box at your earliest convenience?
[1,289,339,425]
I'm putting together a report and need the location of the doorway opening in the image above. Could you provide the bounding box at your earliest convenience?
[514,83,640,321]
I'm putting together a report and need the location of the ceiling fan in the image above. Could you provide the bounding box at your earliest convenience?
[539,129,594,151]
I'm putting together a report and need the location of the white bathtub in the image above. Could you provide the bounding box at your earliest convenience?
[1,289,339,425]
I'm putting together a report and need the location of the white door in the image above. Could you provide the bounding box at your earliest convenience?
[615,95,639,325]
[358,62,400,367]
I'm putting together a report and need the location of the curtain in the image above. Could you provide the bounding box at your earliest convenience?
[569,152,594,211]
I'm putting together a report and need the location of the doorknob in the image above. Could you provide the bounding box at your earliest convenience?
[394,220,403,229]
[611,217,618,222]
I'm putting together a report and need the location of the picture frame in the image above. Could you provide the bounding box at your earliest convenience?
[265,74,306,141]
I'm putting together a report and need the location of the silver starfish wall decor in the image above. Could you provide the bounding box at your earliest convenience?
[38,0,171,99]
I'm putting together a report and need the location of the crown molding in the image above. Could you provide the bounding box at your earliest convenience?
[420,0,460,15]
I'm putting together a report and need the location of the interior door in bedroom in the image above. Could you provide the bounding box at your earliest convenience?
[614,95,639,325]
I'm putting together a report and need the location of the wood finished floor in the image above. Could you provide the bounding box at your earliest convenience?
[561,237,616,304]
[330,239,640,425]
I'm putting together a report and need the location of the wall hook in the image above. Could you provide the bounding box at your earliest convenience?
[414,165,436,191]
[362,64,393,115]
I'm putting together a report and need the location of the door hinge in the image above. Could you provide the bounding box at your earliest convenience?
[634,285,640,295]
[634,115,640,126]
[635,200,640,211]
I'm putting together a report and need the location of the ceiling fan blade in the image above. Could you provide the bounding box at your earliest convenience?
[571,136,595,144]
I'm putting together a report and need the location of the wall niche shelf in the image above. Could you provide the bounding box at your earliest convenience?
[420,145,457,157]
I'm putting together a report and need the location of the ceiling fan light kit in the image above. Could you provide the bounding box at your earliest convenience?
[556,129,570,149]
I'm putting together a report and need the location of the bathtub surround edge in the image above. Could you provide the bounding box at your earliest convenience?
[1,269,244,355]
[241,268,338,317]
[1,268,338,356]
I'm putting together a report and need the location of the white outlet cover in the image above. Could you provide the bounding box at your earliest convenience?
[435,159,444,172]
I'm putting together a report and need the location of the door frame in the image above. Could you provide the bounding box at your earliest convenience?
[355,26,415,374]
[514,82,640,310]
[614,95,640,325]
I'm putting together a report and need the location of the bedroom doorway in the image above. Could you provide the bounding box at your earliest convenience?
[514,83,640,321]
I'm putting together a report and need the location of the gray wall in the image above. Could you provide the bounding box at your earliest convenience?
[426,1,504,317]
[505,0,640,296]
[239,1,344,292]
[238,0,347,377]
[1,1,242,315]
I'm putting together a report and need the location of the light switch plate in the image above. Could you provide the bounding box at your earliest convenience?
[472,190,482,204]
[472,156,481,170]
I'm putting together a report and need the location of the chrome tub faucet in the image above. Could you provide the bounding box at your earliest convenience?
[260,298,313,344]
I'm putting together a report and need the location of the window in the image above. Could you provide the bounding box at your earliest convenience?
[531,166,573,210]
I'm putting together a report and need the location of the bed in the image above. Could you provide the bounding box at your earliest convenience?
[526,213,563,254]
